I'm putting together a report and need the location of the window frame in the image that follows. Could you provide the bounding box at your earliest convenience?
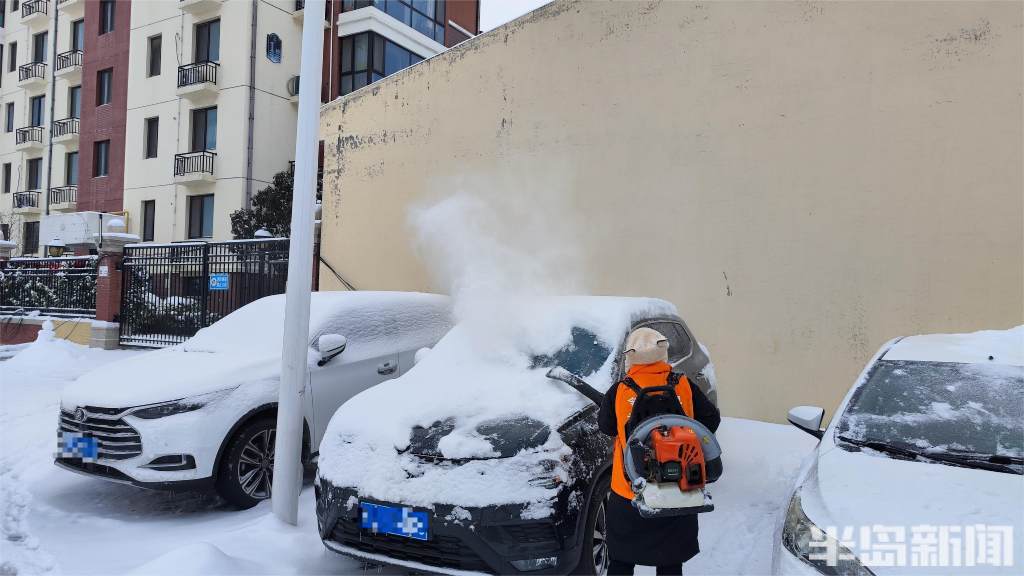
[142,199,156,242]
[93,140,110,178]
[68,85,80,118]
[4,102,13,132]
[99,0,115,35]
[2,163,10,194]
[96,68,113,106]
[65,151,78,186]
[26,157,42,190]
[190,106,217,152]
[144,116,159,159]
[71,19,84,51]
[194,19,221,63]
[339,31,423,96]
[29,94,44,126]
[32,30,46,63]
[147,34,161,77]
[187,194,215,239]
[7,42,16,73]
[23,221,39,255]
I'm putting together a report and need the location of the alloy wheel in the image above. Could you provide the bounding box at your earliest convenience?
[237,428,275,499]
[592,497,609,575]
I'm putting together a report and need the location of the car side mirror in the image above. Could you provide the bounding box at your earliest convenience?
[317,334,347,367]
[787,406,825,439]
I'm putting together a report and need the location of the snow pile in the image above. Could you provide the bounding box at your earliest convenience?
[4,321,98,380]
[884,324,1024,365]
[318,296,676,509]
[127,542,269,575]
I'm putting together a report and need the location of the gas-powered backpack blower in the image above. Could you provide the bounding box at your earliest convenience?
[547,367,723,518]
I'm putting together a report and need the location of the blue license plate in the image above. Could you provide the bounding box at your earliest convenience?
[360,502,429,541]
[59,431,99,460]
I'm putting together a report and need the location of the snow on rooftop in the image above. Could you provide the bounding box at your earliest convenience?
[883,325,1024,366]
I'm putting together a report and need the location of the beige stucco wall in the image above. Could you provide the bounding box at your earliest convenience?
[319,0,1024,423]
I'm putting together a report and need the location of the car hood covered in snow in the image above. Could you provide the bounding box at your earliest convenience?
[63,291,451,408]
[317,296,677,509]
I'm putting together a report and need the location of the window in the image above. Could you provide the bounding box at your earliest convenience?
[94,140,109,177]
[141,200,155,242]
[29,95,44,126]
[0,0,5,28]
[195,19,220,62]
[144,116,159,158]
[188,194,214,239]
[71,19,84,52]
[2,163,10,193]
[99,0,114,35]
[7,42,15,72]
[147,35,161,77]
[0,225,8,243]
[266,33,281,63]
[635,321,693,365]
[27,158,42,189]
[339,32,423,96]
[1,45,4,86]
[9,0,16,12]
[4,102,12,132]
[32,31,46,63]
[68,85,80,118]
[23,221,39,254]
[65,151,78,185]
[190,107,217,152]
[349,0,446,45]
[96,68,112,105]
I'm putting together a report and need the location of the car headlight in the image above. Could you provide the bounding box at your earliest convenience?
[782,492,874,576]
[130,387,237,420]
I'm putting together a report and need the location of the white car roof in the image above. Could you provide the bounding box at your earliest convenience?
[882,325,1023,366]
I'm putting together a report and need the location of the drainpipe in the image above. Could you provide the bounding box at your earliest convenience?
[244,0,258,209]
[43,0,60,218]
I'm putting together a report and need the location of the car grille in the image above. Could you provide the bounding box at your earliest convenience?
[331,517,490,572]
[504,522,558,543]
[59,407,143,461]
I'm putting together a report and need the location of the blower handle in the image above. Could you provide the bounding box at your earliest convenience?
[546,366,605,406]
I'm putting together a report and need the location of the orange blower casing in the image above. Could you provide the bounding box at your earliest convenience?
[648,426,707,491]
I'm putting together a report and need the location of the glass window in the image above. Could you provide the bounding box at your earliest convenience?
[94,140,109,177]
[65,151,78,185]
[144,116,159,158]
[29,95,44,126]
[72,20,84,51]
[23,221,39,254]
[195,19,220,62]
[142,200,155,242]
[27,157,41,189]
[385,0,410,25]
[32,31,46,63]
[68,85,80,118]
[266,33,281,63]
[191,107,217,151]
[97,68,112,105]
[353,33,368,71]
[7,42,15,72]
[384,40,409,75]
[372,35,384,74]
[411,11,432,37]
[2,163,10,193]
[634,321,693,364]
[188,194,214,238]
[148,35,161,77]
[99,0,114,35]
[4,102,13,132]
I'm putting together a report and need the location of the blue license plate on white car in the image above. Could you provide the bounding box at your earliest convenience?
[360,502,429,541]
[59,431,99,460]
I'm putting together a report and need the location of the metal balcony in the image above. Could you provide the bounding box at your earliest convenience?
[21,0,48,24]
[18,62,47,89]
[55,50,84,81]
[176,61,219,100]
[52,118,79,144]
[15,126,45,151]
[13,191,42,213]
[174,151,216,185]
[49,186,78,211]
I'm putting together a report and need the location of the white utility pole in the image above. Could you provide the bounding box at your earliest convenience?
[272,0,326,525]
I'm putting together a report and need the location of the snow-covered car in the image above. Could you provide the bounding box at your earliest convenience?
[314,297,718,575]
[55,292,452,508]
[774,326,1023,575]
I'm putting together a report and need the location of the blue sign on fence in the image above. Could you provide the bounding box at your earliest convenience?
[209,273,229,291]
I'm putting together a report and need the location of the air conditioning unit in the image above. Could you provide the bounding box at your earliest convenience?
[287,75,300,97]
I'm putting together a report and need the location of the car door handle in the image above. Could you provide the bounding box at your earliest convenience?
[377,362,396,375]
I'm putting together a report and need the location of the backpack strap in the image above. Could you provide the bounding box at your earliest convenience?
[620,377,643,395]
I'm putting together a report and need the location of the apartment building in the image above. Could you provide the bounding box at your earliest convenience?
[2,0,478,251]
[1,0,126,256]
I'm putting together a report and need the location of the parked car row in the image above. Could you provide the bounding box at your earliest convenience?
[54,292,1022,575]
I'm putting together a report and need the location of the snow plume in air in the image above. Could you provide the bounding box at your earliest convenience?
[409,167,585,340]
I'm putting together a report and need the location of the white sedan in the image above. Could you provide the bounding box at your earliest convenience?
[56,291,451,508]
[774,326,1023,575]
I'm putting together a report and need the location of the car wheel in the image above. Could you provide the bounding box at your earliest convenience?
[574,474,611,575]
[217,417,276,509]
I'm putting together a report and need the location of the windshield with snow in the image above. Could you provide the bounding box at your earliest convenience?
[837,360,1024,464]
[529,327,614,378]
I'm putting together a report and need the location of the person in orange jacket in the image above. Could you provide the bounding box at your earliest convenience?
[597,327,721,576]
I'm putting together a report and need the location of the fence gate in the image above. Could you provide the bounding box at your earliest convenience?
[119,239,289,347]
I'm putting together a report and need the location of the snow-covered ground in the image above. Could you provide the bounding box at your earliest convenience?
[1,331,817,575]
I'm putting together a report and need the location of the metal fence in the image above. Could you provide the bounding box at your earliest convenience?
[119,239,289,348]
[174,151,216,176]
[0,256,99,317]
[177,61,219,88]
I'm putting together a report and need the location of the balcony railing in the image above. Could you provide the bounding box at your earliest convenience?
[19,62,47,82]
[22,0,48,18]
[56,50,84,72]
[177,61,219,88]
[15,126,45,145]
[49,186,78,205]
[52,118,79,138]
[174,151,216,176]
[13,191,42,209]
